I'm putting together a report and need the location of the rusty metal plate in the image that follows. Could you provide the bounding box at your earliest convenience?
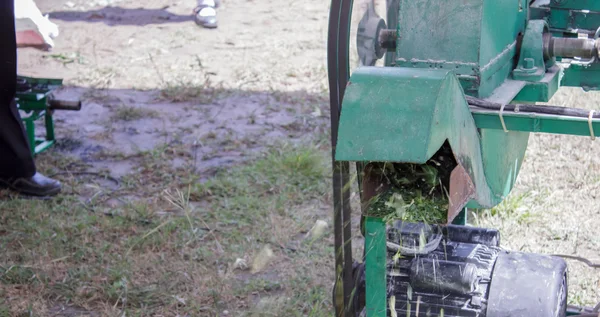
[447,164,476,224]
[360,163,391,212]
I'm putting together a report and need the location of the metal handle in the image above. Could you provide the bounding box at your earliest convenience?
[48,99,82,111]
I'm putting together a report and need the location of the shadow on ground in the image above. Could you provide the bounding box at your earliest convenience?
[42,85,329,177]
[49,6,194,26]
[17,84,330,211]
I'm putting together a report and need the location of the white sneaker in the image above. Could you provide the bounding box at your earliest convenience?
[194,0,220,29]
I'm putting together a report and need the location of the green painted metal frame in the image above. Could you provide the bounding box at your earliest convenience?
[394,0,527,98]
[15,76,64,155]
[562,62,600,91]
[348,68,600,317]
[331,1,600,316]
[345,74,599,316]
[531,0,600,37]
[341,64,600,314]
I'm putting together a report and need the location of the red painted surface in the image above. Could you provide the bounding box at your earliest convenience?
[16,30,51,51]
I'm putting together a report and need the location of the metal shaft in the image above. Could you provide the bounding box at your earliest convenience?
[48,99,82,111]
[544,35,599,60]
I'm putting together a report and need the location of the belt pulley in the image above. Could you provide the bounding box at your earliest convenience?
[327,1,398,316]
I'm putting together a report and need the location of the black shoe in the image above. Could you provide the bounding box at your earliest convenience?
[0,172,61,197]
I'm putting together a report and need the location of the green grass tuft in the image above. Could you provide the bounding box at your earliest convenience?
[0,142,333,316]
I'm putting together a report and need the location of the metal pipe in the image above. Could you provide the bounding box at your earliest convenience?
[379,30,600,61]
[48,99,82,111]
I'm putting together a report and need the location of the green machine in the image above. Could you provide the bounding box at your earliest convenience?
[16,75,81,155]
[327,0,600,316]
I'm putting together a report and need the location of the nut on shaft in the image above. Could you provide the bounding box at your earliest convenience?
[378,29,397,50]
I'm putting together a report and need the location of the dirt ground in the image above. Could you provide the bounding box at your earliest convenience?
[19,0,330,180]
[1,0,599,315]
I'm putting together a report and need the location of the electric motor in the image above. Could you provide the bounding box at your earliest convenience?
[354,222,568,317]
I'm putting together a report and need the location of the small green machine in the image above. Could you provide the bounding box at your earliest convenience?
[16,75,81,155]
[327,1,600,316]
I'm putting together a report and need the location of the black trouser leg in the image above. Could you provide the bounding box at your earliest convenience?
[0,0,36,178]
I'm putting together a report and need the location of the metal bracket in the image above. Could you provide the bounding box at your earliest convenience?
[513,20,552,81]
[589,110,596,140]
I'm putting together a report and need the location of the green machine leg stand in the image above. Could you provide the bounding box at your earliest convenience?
[20,106,56,156]
[15,75,79,156]
[364,212,466,317]
[364,217,387,317]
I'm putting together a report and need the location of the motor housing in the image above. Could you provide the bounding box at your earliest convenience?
[354,222,568,317]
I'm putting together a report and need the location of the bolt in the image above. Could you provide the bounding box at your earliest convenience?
[523,58,535,70]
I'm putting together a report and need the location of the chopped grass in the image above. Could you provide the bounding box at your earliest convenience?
[364,159,452,225]
[367,187,448,224]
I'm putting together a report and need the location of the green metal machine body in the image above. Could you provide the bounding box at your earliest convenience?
[16,76,81,155]
[327,0,600,316]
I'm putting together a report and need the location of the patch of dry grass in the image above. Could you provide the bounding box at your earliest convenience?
[111,105,159,122]
[152,54,226,104]
[159,79,225,104]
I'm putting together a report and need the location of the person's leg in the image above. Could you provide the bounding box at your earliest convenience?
[0,0,61,196]
[194,0,220,29]
[0,0,35,178]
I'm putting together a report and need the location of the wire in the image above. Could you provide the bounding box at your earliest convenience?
[552,254,600,268]
[387,228,443,255]
[466,95,600,119]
